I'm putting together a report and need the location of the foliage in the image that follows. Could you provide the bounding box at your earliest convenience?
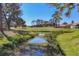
[50,3,77,17]
[32,19,52,27]
[0,3,26,31]
[52,11,62,27]
[3,3,22,30]
[8,34,32,44]
[0,34,32,56]
[49,3,79,28]
[22,34,32,39]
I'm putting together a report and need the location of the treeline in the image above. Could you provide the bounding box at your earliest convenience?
[31,11,62,28]
[31,3,79,28]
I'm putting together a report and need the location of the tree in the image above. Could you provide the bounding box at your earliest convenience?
[71,20,74,24]
[49,19,54,26]
[43,21,49,26]
[52,11,62,27]
[49,3,79,28]
[0,4,8,38]
[32,19,49,27]
[50,3,79,17]
[3,3,21,30]
[16,17,26,27]
[32,20,36,26]
[0,4,3,32]
[62,22,68,25]
[35,19,43,27]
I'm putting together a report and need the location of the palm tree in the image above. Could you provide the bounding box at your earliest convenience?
[52,11,62,27]
[49,3,78,17]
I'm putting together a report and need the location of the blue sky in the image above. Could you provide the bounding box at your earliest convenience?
[20,3,79,26]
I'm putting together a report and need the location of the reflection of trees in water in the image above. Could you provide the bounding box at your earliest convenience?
[18,44,47,56]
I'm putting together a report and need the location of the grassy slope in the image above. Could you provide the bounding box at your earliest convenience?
[57,30,79,56]
[0,30,32,46]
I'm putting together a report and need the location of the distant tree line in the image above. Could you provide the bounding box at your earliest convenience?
[32,15,62,28]
[32,3,79,27]
[32,19,51,27]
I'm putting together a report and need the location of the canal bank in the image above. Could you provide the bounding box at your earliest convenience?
[16,33,64,56]
[0,29,74,56]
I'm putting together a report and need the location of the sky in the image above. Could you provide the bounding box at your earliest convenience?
[20,3,79,26]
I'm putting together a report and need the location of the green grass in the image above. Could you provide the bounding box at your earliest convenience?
[0,31,33,55]
[0,38,9,46]
[15,27,76,32]
[57,30,79,56]
[0,27,78,55]
[8,34,33,45]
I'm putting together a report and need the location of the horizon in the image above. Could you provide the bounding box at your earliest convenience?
[20,3,79,26]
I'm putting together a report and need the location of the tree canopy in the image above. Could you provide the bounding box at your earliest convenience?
[50,3,79,17]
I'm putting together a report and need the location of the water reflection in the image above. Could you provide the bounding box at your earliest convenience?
[20,36,48,56]
[20,46,47,56]
[28,36,48,45]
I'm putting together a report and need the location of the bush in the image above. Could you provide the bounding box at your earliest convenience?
[22,35,32,40]
[8,34,32,45]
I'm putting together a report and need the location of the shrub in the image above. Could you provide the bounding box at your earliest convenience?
[22,35,32,40]
[8,34,32,46]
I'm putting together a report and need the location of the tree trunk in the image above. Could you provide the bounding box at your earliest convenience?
[0,19,8,39]
[0,4,8,39]
[4,13,11,30]
[7,21,11,30]
[1,30,8,39]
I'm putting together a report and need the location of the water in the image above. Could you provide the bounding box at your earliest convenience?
[28,36,48,45]
[20,36,48,56]
[21,48,45,56]
[18,36,63,56]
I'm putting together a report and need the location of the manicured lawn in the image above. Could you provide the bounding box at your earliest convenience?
[15,27,76,32]
[57,30,79,56]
